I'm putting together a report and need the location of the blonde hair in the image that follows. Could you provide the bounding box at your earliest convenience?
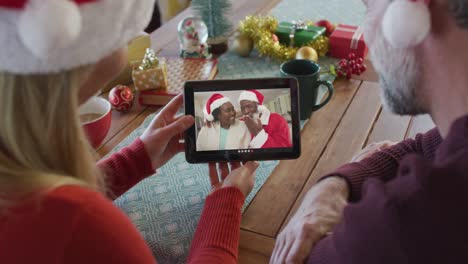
[0,67,106,210]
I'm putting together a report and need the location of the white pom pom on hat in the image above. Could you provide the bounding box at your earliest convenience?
[18,0,82,59]
[382,0,431,48]
[0,0,155,74]
[205,114,215,122]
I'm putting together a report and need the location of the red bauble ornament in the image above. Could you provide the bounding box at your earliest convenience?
[109,85,134,112]
[316,20,335,36]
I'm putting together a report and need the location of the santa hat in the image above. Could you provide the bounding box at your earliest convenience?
[238,90,268,114]
[382,0,431,48]
[203,93,231,122]
[0,0,154,74]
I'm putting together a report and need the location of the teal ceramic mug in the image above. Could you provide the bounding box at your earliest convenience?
[280,59,334,120]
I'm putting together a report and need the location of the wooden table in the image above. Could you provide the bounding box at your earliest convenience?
[97,1,435,263]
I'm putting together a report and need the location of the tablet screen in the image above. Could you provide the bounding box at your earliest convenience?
[194,88,293,151]
[184,78,300,163]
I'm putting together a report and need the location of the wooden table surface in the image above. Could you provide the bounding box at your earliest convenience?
[97,1,435,263]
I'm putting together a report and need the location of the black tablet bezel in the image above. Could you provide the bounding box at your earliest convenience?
[184,77,301,163]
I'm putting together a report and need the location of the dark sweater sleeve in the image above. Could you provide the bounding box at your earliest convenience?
[307,152,468,264]
[306,176,407,264]
[320,128,441,202]
[187,187,245,264]
[97,138,156,198]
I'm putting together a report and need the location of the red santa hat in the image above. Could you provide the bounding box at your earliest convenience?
[382,0,431,48]
[0,0,154,74]
[238,90,268,114]
[203,93,231,122]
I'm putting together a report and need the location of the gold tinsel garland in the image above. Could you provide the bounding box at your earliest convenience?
[238,16,329,61]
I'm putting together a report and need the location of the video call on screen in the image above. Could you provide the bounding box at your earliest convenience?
[195,88,293,152]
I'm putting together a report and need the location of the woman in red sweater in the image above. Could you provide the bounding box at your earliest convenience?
[0,1,258,263]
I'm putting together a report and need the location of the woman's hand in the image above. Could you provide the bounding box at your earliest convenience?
[209,161,259,197]
[140,94,195,170]
[271,177,348,264]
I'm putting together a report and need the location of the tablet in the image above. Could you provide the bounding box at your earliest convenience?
[184,77,301,163]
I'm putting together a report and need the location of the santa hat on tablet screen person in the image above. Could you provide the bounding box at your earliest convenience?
[239,90,292,149]
[196,93,250,151]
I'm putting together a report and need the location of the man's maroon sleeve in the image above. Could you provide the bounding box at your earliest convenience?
[320,128,441,202]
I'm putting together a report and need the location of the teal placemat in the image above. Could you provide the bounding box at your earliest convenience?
[113,113,284,263]
[114,1,365,263]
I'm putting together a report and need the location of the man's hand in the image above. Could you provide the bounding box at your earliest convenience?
[209,161,259,197]
[351,140,397,162]
[140,94,195,170]
[270,177,348,264]
[244,115,263,136]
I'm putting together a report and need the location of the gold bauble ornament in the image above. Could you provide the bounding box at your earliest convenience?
[296,47,318,62]
[232,35,254,57]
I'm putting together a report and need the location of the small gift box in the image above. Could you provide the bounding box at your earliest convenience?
[103,34,151,93]
[329,24,368,59]
[275,21,326,47]
[132,48,168,92]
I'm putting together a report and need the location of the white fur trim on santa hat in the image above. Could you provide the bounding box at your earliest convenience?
[239,90,268,113]
[204,97,231,122]
[18,0,82,59]
[0,0,154,74]
[210,97,231,114]
[382,0,431,48]
[238,91,259,104]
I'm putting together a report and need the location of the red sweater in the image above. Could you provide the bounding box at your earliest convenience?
[0,139,244,264]
[307,116,468,263]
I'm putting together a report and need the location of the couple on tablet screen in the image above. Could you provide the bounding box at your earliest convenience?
[196,90,292,151]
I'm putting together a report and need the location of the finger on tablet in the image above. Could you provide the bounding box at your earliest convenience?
[230,161,241,170]
[208,163,219,186]
[219,162,230,180]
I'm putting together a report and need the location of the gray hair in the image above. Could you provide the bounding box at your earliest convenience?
[449,0,468,28]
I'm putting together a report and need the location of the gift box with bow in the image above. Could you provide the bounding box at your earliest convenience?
[275,21,326,47]
[132,48,168,92]
[329,24,368,59]
[103,34,151,93]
